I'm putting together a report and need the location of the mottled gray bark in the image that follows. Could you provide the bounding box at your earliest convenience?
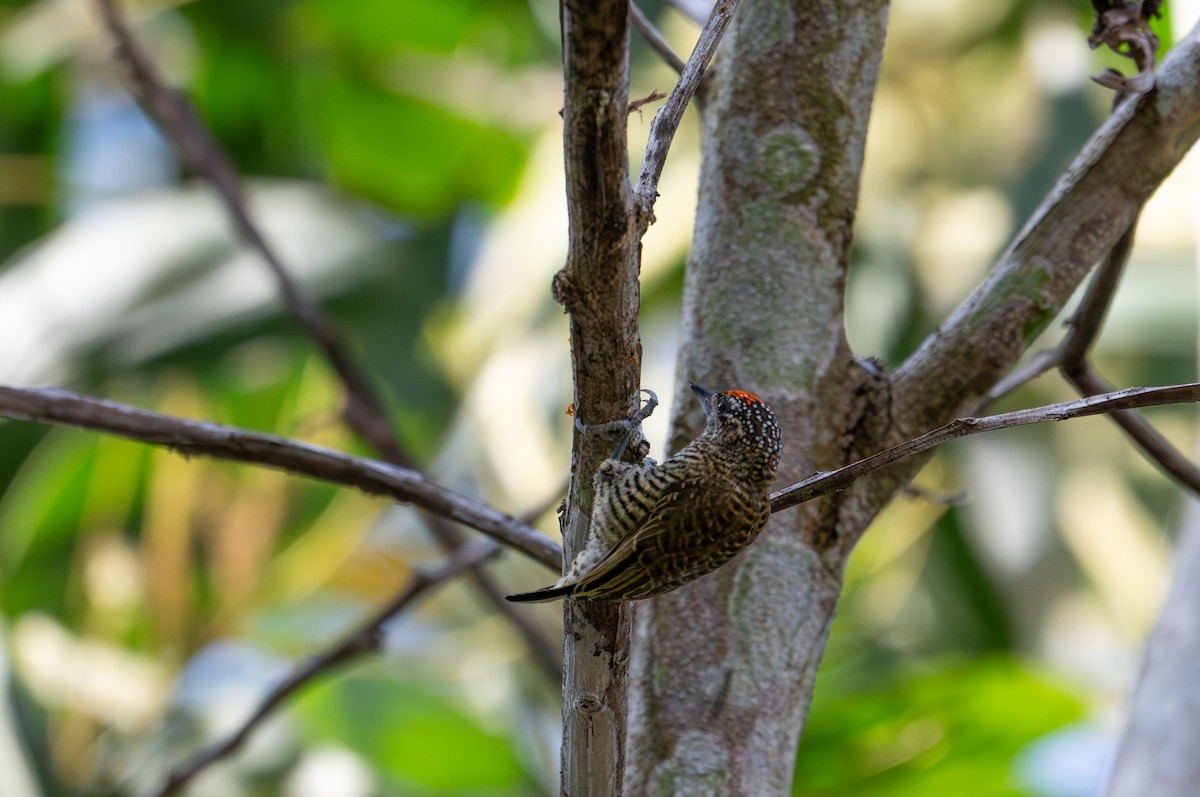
[623,1,890,793]
[620,6,1200,797]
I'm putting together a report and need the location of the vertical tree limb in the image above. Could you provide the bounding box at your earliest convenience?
[556,1,639,792]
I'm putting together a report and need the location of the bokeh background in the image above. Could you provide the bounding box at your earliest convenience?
[0,0,1197,795]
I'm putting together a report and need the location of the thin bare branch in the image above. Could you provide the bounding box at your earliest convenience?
[632,0,739,234]
[0,386,562,570]
[982,349,1060,404]
[143,540,499,797]
[771,383,1200,513]
[92,0,388,453]
[630,1,687,74]
[90,0,561,682]
[1066,370,1200,495]
[1061,224,1137,366]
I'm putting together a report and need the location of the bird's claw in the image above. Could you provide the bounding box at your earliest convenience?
[573,388,659,462]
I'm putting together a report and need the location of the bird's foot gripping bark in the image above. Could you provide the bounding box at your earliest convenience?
[575,389,659,463]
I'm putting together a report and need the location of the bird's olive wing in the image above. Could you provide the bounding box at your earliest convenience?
[572,474,740,600]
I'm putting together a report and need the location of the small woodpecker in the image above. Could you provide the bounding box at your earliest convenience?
[507,383,782,602]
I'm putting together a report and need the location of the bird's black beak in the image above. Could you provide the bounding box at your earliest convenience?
[690,382,716,418]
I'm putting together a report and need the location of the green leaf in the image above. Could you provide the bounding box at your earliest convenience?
[794,657,1085,797]
[307,74,527,216]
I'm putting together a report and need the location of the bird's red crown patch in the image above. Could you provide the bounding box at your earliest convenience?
[725,390,763,404]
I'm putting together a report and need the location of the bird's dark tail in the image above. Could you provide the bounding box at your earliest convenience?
[505,583,574,603]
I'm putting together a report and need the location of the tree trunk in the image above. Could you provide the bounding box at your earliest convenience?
[619,4,1200,795]
[548,0,1200,790]
[623,2,890,792]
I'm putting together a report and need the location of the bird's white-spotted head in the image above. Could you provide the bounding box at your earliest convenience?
[690,383,783,476]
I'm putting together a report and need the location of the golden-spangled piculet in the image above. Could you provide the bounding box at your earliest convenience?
[506,383,782,602]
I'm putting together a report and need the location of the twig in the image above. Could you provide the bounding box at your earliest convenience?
[629,89,667,115]
[90,0,561,682]
[771,383,1200,513]
[1061,224,1137,366]
[632,0,739,233]
[982,349,1060,402]
[0,386,562,570]
[142,540,499,797]
[1066,370,1200,495]
[630,1,687,74]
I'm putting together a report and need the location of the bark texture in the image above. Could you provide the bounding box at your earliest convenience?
[623,2,890,793]
[557,1,641,794]
[622,8,1200,797]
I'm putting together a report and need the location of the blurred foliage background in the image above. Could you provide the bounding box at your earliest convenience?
[0,0,1196,795]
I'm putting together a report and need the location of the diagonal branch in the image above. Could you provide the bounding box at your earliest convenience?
[0,386,562,570]
[143,540,499,797]
[91,0,386,450]
[978,18,1200,497]
[631,0,739,233]
[892,19,1200,434]
[90,0,561,682]
[771,382,1200,513]
[1065,369,1200,495]
[630,1,686,74]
